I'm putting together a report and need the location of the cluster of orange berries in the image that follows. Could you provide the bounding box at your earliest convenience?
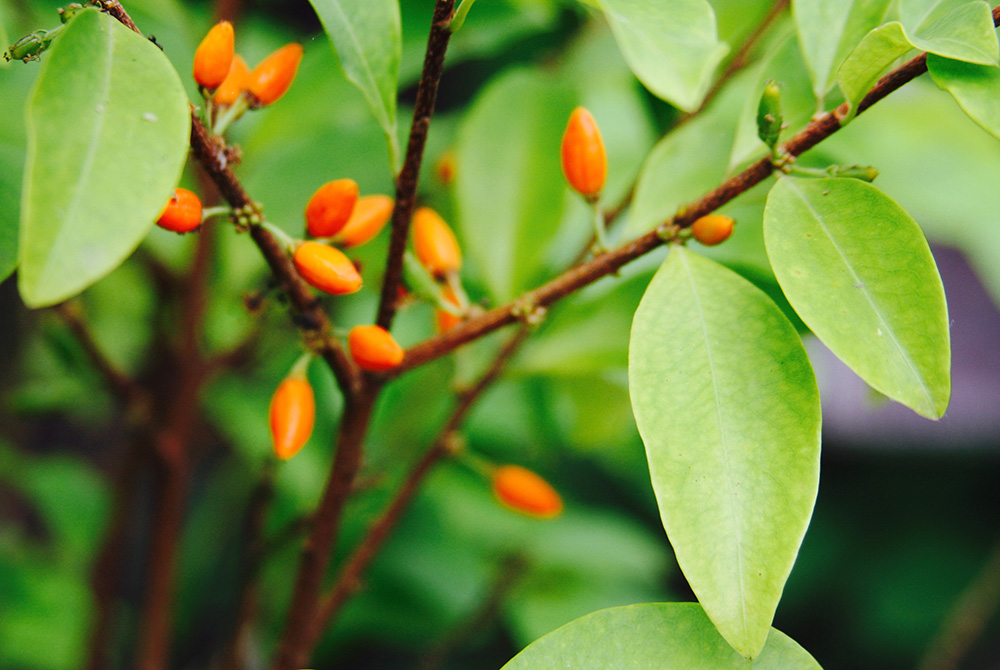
[559,106,734,246]
[193,20,303,130]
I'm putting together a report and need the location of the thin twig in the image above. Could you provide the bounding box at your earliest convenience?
[307,326,532,646]
[390,34,975,376]
[918,539,1000,670]
[376,0,456,331]
[52,302,141,404]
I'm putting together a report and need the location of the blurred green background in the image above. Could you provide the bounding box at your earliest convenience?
[1,0,1000,668]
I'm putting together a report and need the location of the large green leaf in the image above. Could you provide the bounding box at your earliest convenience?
[928,53,1000,140]
[838,1,998,116]
[308,0,401,170]
[595,0,728,112]
[763,177,950,419]
[18,8,189,308]
[629,247,821,658]
[454,68,575,301]
[501,603,822,669]
[792,0,892,99]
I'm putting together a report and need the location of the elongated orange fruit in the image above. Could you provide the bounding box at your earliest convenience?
[690,214,734,246]
[305,179,359,238]
[248,43,303,107]
[561,107,606,199]
[193,21,234,90]
[412,207,461,278]
[212,54,250,106]
[269,375,315,460]
[292,241,362,295]
[333,194,393,248]
[492,465,563,518]
[348,325,405,372]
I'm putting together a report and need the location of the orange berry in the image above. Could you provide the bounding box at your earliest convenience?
[435,283,462,332]
[690,214,735,246]
[435,150,457,186]
[492,465,563,518]
[561,107,606,199]
[212,54,250,106]
[269,375,315,460]
[247,43,303,107]
[412,207,461,278]
[305,179,359,238]
[193,21,234,90]
[292,241,362,295]
[333,194,393,248]
[156,188,202,233]
[348,325,405,372]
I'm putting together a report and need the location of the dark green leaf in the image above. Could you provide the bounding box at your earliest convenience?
[308,0,401,170]
[18,9,189,307]
[763,177,950,419]
[629,248,821,657]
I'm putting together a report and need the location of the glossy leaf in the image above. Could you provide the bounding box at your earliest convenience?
[308,0,401,169]
[792,0,892,99]
[902,0,999,65]
[629,247,821,658]
[763,177,950,419]
[18,9,189,308]
[454,68,575,301]
[928,54,1000,140]
[628,79,745,236]
[501,603,822,669]
[837,22,912,115]
[595,0,728,112]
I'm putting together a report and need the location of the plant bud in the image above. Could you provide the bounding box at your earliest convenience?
[561,107,606,199]
[412,207,461,278]
[269,375,315,460]
[305,179,359,238]
[690,214,735,246]
[247,43,303,107]
[333,194,393,248]
[193,21,234,90]
[492,465,563,518]
[156,188,203,233]
[292,241,362,295]
[212,54,250,106]
[348,325,405,372]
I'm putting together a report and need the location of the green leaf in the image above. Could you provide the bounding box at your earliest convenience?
[17,9,189,308]
[763,177,951,419]
[454,68,575,301]
[501,603,822,669]
[792,0,892,99]
[902,0,999,65]
[308,0,401,170]
[595,0,728,112]
[629,248,821,658]
[928,54,1000,140]
[628,78,745,236]
[837,22,913,115]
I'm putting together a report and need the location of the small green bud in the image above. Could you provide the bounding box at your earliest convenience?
[827,164,879,182]
[58,4,85,23]
[756,80,783,152]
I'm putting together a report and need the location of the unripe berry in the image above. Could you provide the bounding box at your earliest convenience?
[690,214,735,246]
[247,43,303,107]
[193,21,234,90]
[333,194,393,248]
[269,375,315,460]
[305,179,359,238]
[561,107,606,199]
[212,54,250,106]
[292,241,362,295]
[492,465,563,518]
[413,207,461,278]
[348,325,405,372]
[156,188,202,233]
[435,283,462,333]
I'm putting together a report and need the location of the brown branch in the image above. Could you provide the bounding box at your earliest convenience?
[390,35,970,376]
[52,301,141,404]
[375,0,456,331]
[307,326,532,645]
[269,387,379,670]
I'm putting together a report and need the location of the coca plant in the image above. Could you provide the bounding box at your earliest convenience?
[1,0,999,668]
